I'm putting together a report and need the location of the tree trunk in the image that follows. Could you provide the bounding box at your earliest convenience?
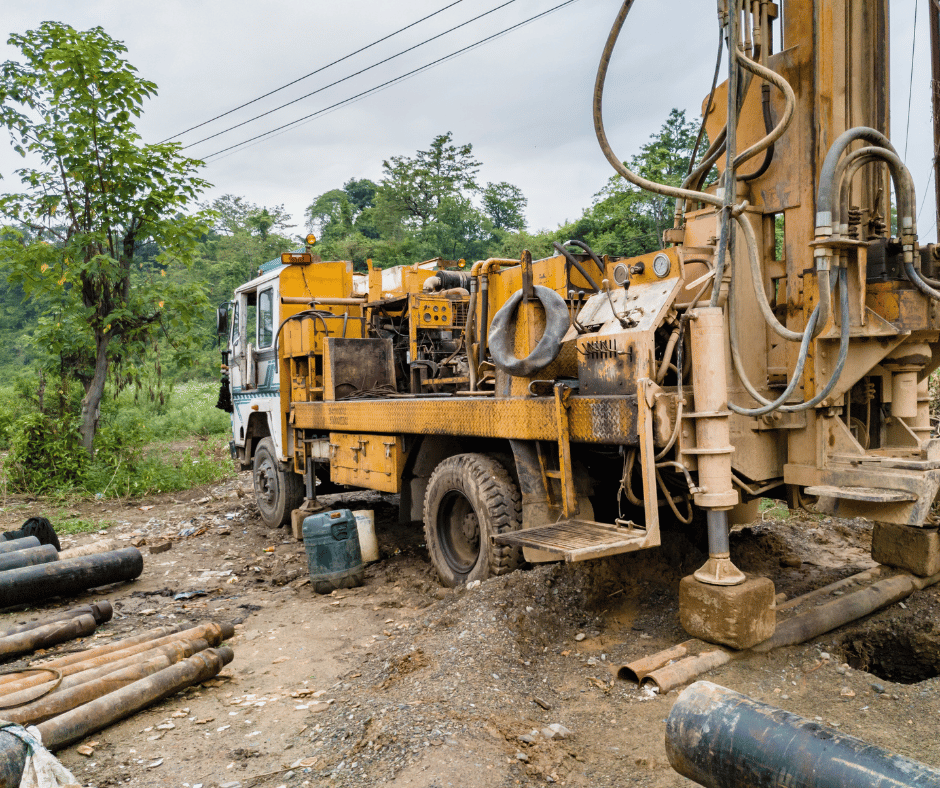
[79,332,110,457]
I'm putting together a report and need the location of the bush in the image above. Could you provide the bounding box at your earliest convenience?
[6,412,86,494]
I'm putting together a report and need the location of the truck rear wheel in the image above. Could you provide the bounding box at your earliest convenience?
[423,453,522,587]
[253,437,304,528]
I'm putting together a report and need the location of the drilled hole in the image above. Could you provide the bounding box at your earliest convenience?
[837,626,940,684]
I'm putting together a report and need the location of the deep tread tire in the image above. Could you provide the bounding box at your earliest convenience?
[253,437,304,528]
[423,453,523,587]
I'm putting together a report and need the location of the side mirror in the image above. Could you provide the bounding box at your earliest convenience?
[216,303,231,338]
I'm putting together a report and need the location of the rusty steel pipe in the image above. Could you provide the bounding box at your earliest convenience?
[753,571,940,652]
[666,681,940,788]
[37,646,235,751]
[0,639,207,709]
[617,640,698,684]
[57,539,121,560]
[643,649,734,694]
[0,544,58,573]
[3,645,207,725]
[0,547,143,609]
[0,621,231,697]
[0,601,112,638]
[0,613,97,660]
[0,625,182,693]
[0,537,41,555]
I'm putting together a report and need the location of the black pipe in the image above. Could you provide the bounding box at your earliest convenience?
[0,538,40,556]
[0,548,143,609]
[552,242,601,293]
[434,270,472,291]
[666,681,940,788]
[0,545,58,574]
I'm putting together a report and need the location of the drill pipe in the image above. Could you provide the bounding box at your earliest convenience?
[3,645,207,725]
[0,547,143,609]
[0,621,231,697]
[0,545,58,574]
[0,638,207,709]
[36,646,235,751]
[666,681,940,788]
[0,613,97,661]
[0,537,40,556]
[0,600,112,638]
[57,539,121,561]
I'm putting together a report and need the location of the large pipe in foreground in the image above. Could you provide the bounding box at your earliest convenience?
[0,600,112,638]
[666,681,940,788]
[0,613,97,660]
[0,547,143,609]
[37,646,235,751]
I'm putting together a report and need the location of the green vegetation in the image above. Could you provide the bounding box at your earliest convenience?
[0,22,703,502]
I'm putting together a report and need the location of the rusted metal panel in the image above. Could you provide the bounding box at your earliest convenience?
[323,337,395,400]
[329,433,403,493]
[293,395,638,445]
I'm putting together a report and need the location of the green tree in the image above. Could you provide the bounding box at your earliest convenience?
[482,181,527,232]
[0,22,212,454]
[587,108,700,255]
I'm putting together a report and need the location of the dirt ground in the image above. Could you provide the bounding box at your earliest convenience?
[1,475,940,787]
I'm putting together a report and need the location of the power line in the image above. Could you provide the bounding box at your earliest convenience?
[904,0,918,160]
[161,0,466,143]
[183,0,522,150]
[201,0,581,162]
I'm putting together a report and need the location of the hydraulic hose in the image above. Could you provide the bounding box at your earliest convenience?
[728,266,850,416]
[593,0,723,210]
[734,209,829,341]
[563,239,605,283]
[816,127,898,233]
[830,146,916,237]
[552,242,601,293]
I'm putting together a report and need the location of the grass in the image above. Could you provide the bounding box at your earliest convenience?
[0,377,236,502]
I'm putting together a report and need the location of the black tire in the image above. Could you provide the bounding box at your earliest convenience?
[423,453,523,587]
[253,437,304,528]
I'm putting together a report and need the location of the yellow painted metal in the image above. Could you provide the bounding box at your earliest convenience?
[293,395,637,445]
[329,433,403,493]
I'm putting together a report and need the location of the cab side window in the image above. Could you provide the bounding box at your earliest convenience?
[258,287,274,349]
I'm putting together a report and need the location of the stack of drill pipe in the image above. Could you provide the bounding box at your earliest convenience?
[0,621,234,753]
[0,601,113,662]
[0,547,143,608]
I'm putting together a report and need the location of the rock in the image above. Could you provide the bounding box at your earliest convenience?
[518,734,536,744]
[820,652,831,661]
[434,588,448,600]
[532,697,552,711]
[574,633,586,642]
[542,723,573,740]
[780,556,802,568]
[466,580,481,591]
[149,540,172,554]
[840,687,855,698]
[515,752,529,763]
[76,744,95,756]
[586,657,598,667]
[130,537,147,547]
[871,682,886,694]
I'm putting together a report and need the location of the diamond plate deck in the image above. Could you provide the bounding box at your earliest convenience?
[494,519,658,561]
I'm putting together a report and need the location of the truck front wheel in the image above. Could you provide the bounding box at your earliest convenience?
[253,437,304,528]
[423,454,523,587]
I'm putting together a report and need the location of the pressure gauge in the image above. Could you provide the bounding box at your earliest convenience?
[652,253,671,278]
[612,263,630,287]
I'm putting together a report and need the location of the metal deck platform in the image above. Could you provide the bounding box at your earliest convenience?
[804,485,918,503]
[494,520,657,562]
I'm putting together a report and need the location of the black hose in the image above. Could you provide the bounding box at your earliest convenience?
[739,83,775,182]
[553,242,600,293]
[563,239,605,283]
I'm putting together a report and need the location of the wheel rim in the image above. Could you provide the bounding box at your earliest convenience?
[256,456,279,512]
[437,489,481,575]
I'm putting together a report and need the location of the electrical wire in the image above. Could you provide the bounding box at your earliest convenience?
[904,0,919,160]
[182,0,523,150]
[161,0,467,143]
[201,0,581,161]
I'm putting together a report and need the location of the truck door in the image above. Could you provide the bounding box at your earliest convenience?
[254,285,277,390]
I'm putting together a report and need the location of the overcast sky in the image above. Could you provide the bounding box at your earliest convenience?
[0,0,934,242]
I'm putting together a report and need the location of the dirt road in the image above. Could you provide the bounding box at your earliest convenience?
[1,477,939,787]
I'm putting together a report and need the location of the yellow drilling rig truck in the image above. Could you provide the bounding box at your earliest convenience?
[217,0,940,649]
